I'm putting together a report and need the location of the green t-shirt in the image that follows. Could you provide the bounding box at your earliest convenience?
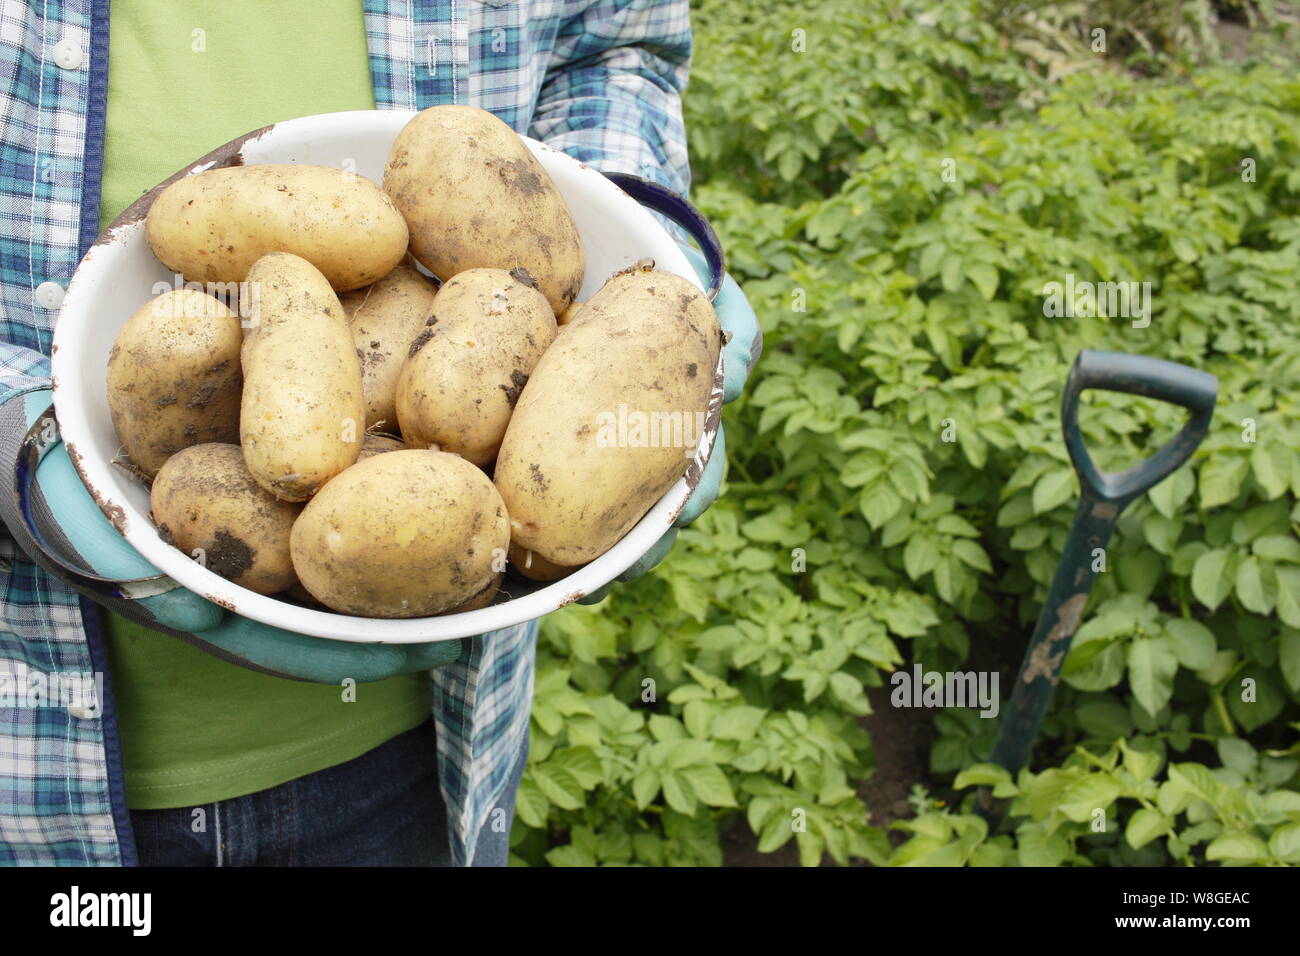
[101,0,430,810]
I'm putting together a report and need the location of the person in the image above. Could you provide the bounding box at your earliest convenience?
[0,0,760,866]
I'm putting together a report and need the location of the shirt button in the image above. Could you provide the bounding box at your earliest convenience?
[53,38,84,70]
[35,281,65,309]
[67,701,100,720]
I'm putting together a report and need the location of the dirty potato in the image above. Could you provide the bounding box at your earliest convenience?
[106,289,243,478]
[290,449,509,617]
[495,266,721,566]
[395,268,555,466]
[239,253,365,501]
[340,265,437,432]
[383,105,585,314]
[146,164,408,291]
[508,541,579,582]
[151,443,300,595]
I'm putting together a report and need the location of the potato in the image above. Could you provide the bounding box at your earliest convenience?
[495,266,721,566]
[151,443,300,595]
[290,450,509,617]
[508,541,578,582]
[239,253,365,501]
[395,268,556,466]
[445,573,503,612]
[146,164,408,291]
[106,289,242,478]
[383,105,585,314]
[282,583,326,606]
[240,250,347,347]
[340,265,437,432]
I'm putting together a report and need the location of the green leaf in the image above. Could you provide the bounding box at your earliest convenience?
[663,810,723,866]
[661,770,697,815]
[1199,454,1248,509]
[954,764,1013,789]
[680,764,737,807]
[940,252,963,293]
[535,765,585,811]
[1062,641,1125,691]
[712,705,767,741]
[1191,548,1234,610]
[1142,513,1182,555]
[1128,636,1178,716]
[1205,833,1269,863]
[1016,824,1071,866]
[1253,535,1300,563]
[1059,773,1122,823]
[952,539,993,573]
[1165,618,1216,670]
[1234,555,1275,614]
[932,557,961,604]
[829,670,870,713]
[1276,568,1300,628]
[1076,698,1134,739]
[515,777,548,829]
[1032,467,1076,515]
[555,747,604,789]
[903,534,940,581]
[1251,441,1291,499]
[1125,808,1169,849]
[546,842,597,867]
[1269,823,1300,863]
[1228,669,1286,732]
[968,263,999,301]
[1279,628,1300,694]
[664,738,715,770]
[860,484,903,529]
[919,242,946,280]
[648,713,687,742]
[778,147,803,182]
[731,743,768,773]
[669,573,711,623]
[1215,737,1257,776]
[633,767,660,809]
[757,810,796,854]
[1121,742,1162,783]
[1148,468,1195,520]
[1117,549,1162,599]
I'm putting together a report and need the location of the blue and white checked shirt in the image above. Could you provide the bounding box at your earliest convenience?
[0,0,691,866]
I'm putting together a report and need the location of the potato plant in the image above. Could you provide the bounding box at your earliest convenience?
[513,0,1300,866]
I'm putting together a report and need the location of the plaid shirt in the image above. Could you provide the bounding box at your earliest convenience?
[0,0,691,866]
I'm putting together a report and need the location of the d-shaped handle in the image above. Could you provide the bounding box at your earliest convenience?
[1062,350,1218,506]
[601,172,726,302]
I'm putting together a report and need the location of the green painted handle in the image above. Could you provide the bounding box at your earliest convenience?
[983,350,1218,797]
[1062,350,1218,506]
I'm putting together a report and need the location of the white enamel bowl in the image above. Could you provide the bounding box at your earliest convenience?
[51,110,721,643]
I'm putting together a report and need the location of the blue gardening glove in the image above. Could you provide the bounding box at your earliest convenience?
[578,244,760,604]
[8,389,223,632]
[179,613,462,683]
[1,390,461,682]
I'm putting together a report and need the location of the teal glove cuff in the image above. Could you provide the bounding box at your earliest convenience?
[676,423,725,528]
[12,390,223,632]
[678,244,762,403]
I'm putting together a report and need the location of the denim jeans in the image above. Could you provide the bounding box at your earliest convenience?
[129,718,527,866]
